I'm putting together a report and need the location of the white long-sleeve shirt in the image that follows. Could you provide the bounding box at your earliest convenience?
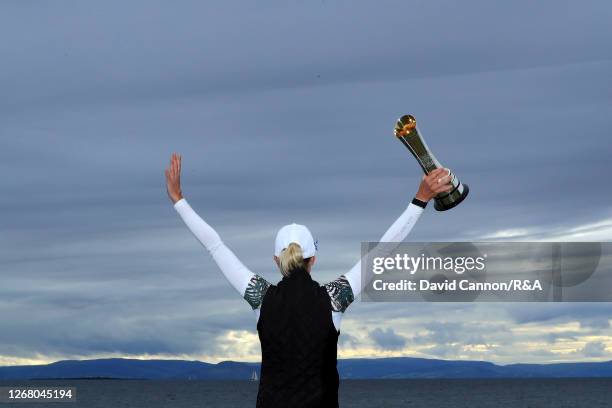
[174,198,425,331]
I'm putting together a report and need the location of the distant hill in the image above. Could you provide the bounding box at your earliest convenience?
[338,357,612,379]
[0,359,258,380]
[0,357,611,380]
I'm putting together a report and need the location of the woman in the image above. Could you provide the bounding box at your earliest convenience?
[165,152,452,408]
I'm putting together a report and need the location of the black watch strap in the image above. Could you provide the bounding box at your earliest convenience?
[411,197,428,209]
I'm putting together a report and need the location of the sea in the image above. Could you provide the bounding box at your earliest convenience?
[0,378,610,407]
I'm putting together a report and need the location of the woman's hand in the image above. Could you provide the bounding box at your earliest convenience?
[415,167,453,202]
[165,152,184,204]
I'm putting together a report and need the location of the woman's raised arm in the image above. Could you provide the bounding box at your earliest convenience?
[173,198,256,297]
[166,153,270,310]
[325,168,454,322]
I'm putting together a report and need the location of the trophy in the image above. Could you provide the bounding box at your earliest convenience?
[394,114,469,211]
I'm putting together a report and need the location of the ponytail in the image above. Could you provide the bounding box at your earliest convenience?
[278,242,308,277]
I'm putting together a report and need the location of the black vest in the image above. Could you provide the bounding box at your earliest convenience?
[256,266,340,408]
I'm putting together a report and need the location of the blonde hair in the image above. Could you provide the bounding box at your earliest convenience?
[278,242,308,277]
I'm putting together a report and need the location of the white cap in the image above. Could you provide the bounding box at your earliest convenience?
[274,223,317,258]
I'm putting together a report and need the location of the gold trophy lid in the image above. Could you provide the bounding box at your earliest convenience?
[394,114,417,137]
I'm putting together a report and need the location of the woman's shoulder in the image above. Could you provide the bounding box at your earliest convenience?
[323,275,354,313]
[244,274,274,310]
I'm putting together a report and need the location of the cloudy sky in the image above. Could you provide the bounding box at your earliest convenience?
[1,1,611,366]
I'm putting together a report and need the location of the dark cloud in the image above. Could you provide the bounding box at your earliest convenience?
[338,333,360,349]
[368,328,407,351]
[581,342,608,358]
[414,322,466,345]
[545,331,581,344]
[1,0,611,364]
[411,321,503,349]
[579,318,611,330]
[507,304,612,325]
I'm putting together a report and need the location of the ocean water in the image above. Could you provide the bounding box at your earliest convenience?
[0,378,610,407]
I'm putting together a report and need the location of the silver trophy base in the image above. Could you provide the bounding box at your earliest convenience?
[434,183,470,211]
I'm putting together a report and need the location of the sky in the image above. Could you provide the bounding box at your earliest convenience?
[1,0,612,366]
